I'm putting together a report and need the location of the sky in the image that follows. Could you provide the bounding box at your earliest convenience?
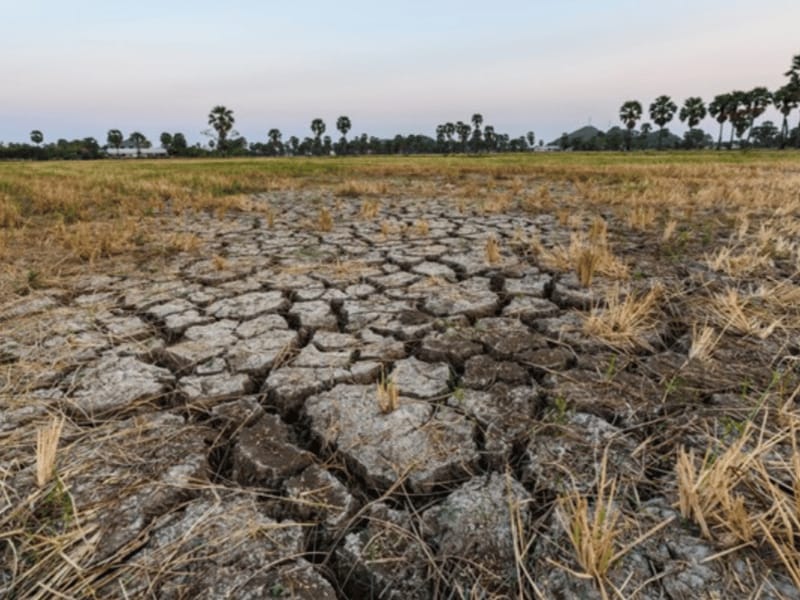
[2,0,799,145]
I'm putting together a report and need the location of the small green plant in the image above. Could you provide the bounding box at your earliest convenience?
[604,355,617,381]
[551,395,569,423]
[452,387,465,403]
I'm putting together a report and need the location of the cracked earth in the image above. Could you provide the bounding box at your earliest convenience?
[2,190,799,599]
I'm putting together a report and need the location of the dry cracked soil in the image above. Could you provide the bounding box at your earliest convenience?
[1,190,799,599]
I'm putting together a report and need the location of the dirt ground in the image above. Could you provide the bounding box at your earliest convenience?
[2,156,800,598]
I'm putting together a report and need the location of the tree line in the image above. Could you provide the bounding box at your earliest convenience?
[612,53,800,151]
[2,53,798,160]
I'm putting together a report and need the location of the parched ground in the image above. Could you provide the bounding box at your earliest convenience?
[2,156,800,598]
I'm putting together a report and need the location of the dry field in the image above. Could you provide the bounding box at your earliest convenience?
[2,152,800,598]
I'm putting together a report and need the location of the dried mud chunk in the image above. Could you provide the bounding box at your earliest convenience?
[232,415,313,486]
[163,309,213,336]
[0,294,59,321]
[207,291,288,320]
[105,492,324,599]
[209,395,265,434]
[289,300,339,331]
[449,385,538,465]
[462,354,529,389]
[417,328,483,368]
[422,473,532,596]
[523,412,644,495]
[337,503,431,600]
[284,464,359,534]
[422,277,499,318]
[292,344,352,368]
[263,364,376,415]
[502,295,560,323]
[178,372,253,407]
[306,384,478,492]
[66,354,175,419]
[226,329,299,375]
[312,331,360,351]
[390,356,451,399]
[234,313,289,338]
[518,346,574,376]
[550,369,660,427]
[504,272,550,298]
[473,317,548,359]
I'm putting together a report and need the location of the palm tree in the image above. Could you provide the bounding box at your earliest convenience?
[483,125,497,152]
[455,121,471,152]
[208,105,235,152]
[619,100,643,151]
[708,94,731,150]
[107,129,124,155]
[267,128,282,155]
[679,97,706,130]
[336,116,351,154]
[444,122,456,152]
[310,118,326,141]
[743,87,772,143]
[773,85,799,149]
[726,91,747,148]
[471,113,483,132]
[784,54,800,147]
[649,95,678,149]
[129,132,147,158]
[469,113,483,152]
[30,130,43,146]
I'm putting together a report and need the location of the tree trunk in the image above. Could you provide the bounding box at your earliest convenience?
[717,122,723,150]
[780,115,789,149]
[657,126,664,150]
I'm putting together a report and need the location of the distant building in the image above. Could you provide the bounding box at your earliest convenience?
[105,147,168,158]
[534,144,562,152]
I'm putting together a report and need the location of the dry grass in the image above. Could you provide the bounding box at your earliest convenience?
[688,323,718,363]
[584,284,664,350]
[676,413,800,588]
[377,375,400,414]
[485,235,501,264]
[318,206,333,232]
[539,232,629,283]
[36,417,64,488]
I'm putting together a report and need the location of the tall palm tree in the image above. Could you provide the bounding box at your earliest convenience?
[726,91,747,148]
[773,85,799,148]
[470,114,483,152]
[743,87,772,143]
[679,97,706,130]
[483,125,497,152]
[310,119,326,155]
[268,128,282,155]
[619,100,643,151]
[526,131,535,149]
[784,54,800,147]
[455,121,471,152]
[208,105,234,152]
[649,95,678,149]
[708,94,731,150]
[30,130,43,146]
[336,116,351,155]
[107,129,123,155]
[310,118,326,140]
[471,113,483,132]
[444,122,456,152]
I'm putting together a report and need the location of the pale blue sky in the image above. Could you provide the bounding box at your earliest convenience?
[2,1,799,144]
